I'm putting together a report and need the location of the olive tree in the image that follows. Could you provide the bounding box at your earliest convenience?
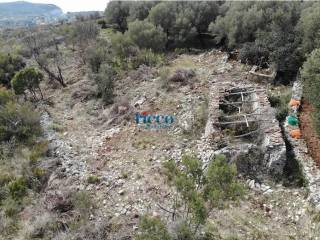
[298,2,320,55]
[93,64,116,105]
[148,2,176,47]
[105,1,131,32]
[128,1,157,22]
[127,20,166,52]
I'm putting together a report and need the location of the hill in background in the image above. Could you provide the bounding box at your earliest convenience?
[0,1,63,28]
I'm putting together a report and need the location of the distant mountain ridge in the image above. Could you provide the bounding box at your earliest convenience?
[0,1,63,17]
[0,1,104,29]
[0,1,63,28]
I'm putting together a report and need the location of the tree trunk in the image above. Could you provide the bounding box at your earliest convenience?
[38,86,44,100]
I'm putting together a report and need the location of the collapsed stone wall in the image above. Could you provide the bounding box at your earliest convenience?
[205,79,286,180]
[284,81,320,209]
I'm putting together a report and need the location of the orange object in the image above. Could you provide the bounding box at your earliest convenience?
[290,129,302,139]
[289,99,301,107]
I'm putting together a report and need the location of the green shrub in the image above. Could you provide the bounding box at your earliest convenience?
[121,172,128,179]
[268,88,291,122]
[0,87,14,105]
[0,186,9,203]
[109,25,165,70]
[72,190,94,219]
[127,20,166,52]
[86,39,112,74]
[0,53,26,87]
[0,101,41,142]
[298,3,320,55]
[0,174,14,187]
[32,167,46,181]
[29,141,49,164]
[48,123,64,132]
[0,174,12,203]
[160,154,244,236]
[94,64,116,105]
[97,19,107,29]
[239,42,269,67]
[2,197,22,217]
[105,1,131,32]
[0,137,16,160]
[131,49,165,69]
[203,155,244,208]
[175,222,195,240]
[110,32,138,60]
[136,215,171,240]
[87,175,100,184]
[159,68,171,91]
[276,105,289,122]
[193,99,208,136]
[7,177,27,200]
[11,67,44,100]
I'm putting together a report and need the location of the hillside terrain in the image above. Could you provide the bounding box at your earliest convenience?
[1,1,320,240]
[0,1,62,28]
[0,1,103,29]
[33,49,320,239]
[0,1,62,16]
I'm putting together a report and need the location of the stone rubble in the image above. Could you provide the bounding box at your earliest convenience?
[40,111,88,182]
[284,80,320,210]
[204,79,286,179]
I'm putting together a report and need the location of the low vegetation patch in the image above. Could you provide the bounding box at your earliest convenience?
[136,154,244,239]
[0,88,41,143]
[267,86,291,122]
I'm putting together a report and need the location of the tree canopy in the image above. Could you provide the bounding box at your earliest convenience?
[127,20,166,52]
[11,67,44,100]
[0,53,25,88]
[104,1,320,83]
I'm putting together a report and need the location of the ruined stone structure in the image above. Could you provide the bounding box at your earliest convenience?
[205,78,286,180]
[284,81,320,209]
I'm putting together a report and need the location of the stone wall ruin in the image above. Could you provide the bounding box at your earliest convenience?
[205,81,286,180]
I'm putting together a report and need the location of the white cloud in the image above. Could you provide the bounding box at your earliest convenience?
[0,0,108,12]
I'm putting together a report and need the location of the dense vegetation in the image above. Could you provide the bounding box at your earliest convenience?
[137,154,244,240]
[0,53,25,87]
[104,0,320,132]
[104,1,318,84]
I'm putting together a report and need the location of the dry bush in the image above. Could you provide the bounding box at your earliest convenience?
[110,97,131,116]
[72,221,110,240]
[45,190,73,213]
[168,68,195,83]
[107,97,134,126]
[18,212,60,239]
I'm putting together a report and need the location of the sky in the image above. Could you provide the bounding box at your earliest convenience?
[0,0,108,12]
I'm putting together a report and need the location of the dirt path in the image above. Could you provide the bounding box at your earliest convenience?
[300,102,320,166]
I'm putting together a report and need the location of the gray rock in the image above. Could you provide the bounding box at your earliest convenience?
[249,180,255,189]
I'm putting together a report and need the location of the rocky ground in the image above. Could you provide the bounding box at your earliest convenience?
[30,51,320,239]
